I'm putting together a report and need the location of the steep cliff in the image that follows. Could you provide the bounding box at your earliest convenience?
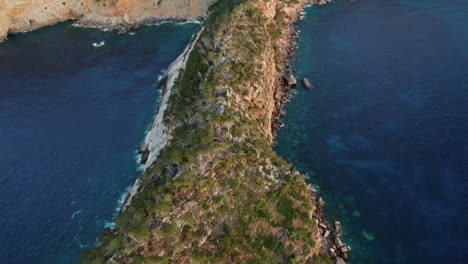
[0,0,214,41]
[81,0,347,263]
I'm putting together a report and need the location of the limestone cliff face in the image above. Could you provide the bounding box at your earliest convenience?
[0,0,214,40]
[0,0,86,40]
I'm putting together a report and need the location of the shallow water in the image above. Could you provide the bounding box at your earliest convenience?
[275,0,468,263]
[0,22,197,263]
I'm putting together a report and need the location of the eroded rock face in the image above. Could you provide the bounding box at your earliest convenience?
[0,0,214,40]
[0,0,88,40]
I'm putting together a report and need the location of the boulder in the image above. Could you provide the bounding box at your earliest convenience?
[340,246,350,253]
[283,74,297,86]
[335,237,345,248]
[334,221,341,230]
[302,78,312,89]
[323,230,330,238]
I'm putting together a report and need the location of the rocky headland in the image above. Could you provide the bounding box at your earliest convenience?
[79,0,347,263]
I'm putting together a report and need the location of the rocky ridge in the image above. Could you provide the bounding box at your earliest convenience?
[81,0,348,263]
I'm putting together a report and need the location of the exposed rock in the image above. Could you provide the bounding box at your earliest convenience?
[140,150,149,165]
[302,78,312,88]
[335,257,347,264]
[335,237,345,248]
[340,245,350,253]
[283,73,297,86]
[323,230,330,238]
[318,197,325,208]
[334,221,341,230]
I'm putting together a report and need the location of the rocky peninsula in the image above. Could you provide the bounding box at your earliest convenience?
[79,0,347,263]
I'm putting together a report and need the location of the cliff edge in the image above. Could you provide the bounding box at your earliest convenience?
[81,0,347,263]
[0,0,215,41]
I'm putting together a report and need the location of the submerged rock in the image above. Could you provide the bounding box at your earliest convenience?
[361,230,375,241]
[302,78,312,88]
[351,209,361,218]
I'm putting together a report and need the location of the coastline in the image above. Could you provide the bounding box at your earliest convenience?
[73,15,204,34]
[271,1,351,261]
[0,15,203,43]
[124,26,206,210]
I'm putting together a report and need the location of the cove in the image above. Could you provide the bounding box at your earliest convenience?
[275,0,468,263]
[0,22,197,263]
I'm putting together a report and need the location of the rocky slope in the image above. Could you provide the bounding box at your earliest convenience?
[81,0,347,263]
[0,0,215,41]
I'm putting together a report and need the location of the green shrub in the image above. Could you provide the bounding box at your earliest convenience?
[276,197,297,230]
[255,200,270,219]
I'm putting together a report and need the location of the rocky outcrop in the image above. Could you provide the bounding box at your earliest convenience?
[0,0,214,41]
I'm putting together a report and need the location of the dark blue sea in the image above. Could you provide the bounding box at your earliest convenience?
[0,22,197,263]
[275,0,468,263]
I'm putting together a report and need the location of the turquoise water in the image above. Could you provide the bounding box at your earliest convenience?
[0,22,197,263]
[275,0,468,263]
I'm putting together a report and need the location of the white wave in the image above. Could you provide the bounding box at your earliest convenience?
[116,186,132,213]
[310,186,319,193]
[71,209,83,219]
[101,185,132,229]
[134,150,145,171]
[104,222,116,229]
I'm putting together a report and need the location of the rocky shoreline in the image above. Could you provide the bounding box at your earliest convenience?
[271,0,330,133]
[73,15,203,34]
[269,1,351,262]
[125,26,205,209]
[271,23,299,133]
